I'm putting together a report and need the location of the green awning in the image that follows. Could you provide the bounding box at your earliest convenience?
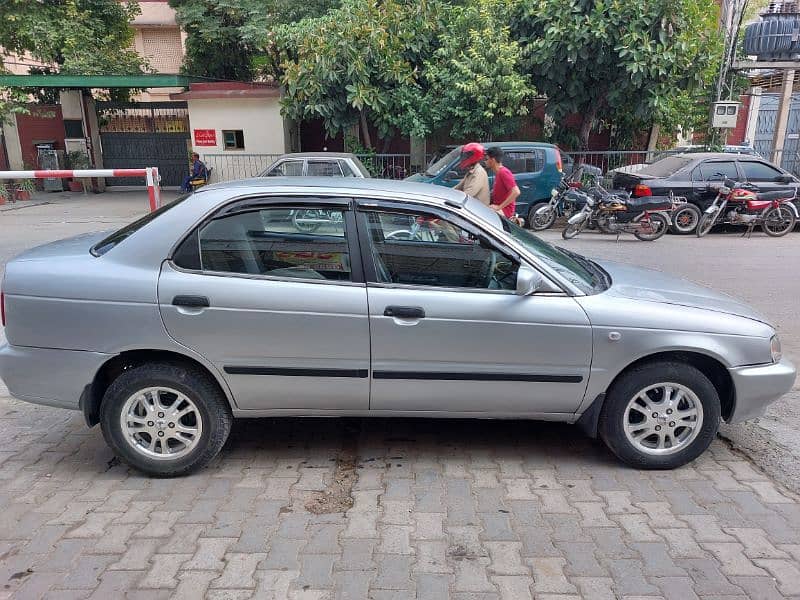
[0,74,202,88]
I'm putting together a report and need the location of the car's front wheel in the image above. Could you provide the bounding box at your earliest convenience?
[100,363,232,477]
[598,361,720,469]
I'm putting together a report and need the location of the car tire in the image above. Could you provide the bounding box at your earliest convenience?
[670,203,701,234]
[100,362,232,477]
[598,361,721,469]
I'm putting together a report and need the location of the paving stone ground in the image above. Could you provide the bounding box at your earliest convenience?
[1,399,799,599]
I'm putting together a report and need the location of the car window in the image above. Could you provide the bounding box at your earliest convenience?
[694,161,739,182]
[196,206,351,281]
[504,150,545,174]
[425,147,461,177]
[739,160,784,182]
[362,210,519,291]
[265,160,304,177]
[339,161,357,177]
[307,160,344,177]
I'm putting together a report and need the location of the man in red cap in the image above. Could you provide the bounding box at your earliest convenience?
[454,143,490,205]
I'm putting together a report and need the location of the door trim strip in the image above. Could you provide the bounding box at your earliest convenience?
[372,371,583,383]
[224,366,369,378]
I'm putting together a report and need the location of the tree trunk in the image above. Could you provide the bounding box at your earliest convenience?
[359,110,373,149]
[578,102,599,153]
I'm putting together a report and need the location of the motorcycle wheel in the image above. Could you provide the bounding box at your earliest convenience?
[530,204,556,231]
[670,204,701,235]
[696,213,716,238]
[761,205,796,237]
[562,220,586,240]
[634,213,668,241]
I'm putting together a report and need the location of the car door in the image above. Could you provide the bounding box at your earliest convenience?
[738,159,795,195]
[158,197,370,411]
[356,201,593,415]
[690,159,741,209]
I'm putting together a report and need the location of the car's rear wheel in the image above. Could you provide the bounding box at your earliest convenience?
[598,361,720,469]
[670,203,701,234]
[100,363,232,477]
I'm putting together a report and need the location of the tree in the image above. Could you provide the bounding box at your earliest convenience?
[276,0,444,148]
[168,0,340,80]
[0,0,144,75]
[513,0,723,150]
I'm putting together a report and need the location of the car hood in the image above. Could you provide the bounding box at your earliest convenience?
[595,259,771,325]
[10,230,111,262]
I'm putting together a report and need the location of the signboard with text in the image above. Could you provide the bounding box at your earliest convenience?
[193,129,217,146]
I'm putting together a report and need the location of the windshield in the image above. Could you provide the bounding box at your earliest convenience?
[638,156,694,177]
[91,193,191,256]
[425,147,462,177]
[501,218,604,293]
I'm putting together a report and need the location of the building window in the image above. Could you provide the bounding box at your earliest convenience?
[64,119,84,138]
[222,130,245,150]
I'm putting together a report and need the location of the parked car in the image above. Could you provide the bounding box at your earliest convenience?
[410,142,565,225]
[612,152,800,234]
[0,178,794,476]
[260,152,371,178]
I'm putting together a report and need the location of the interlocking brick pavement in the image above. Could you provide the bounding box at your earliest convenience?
[2,400,800,599]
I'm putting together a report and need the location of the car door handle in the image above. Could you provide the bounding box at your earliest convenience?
[384,306,425,319]
[172,295,210,308]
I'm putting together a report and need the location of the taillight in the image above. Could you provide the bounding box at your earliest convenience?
[1,291,5,327]
[555,148,563,173]
[633,184,652,197]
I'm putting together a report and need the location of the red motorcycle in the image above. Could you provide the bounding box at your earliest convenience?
[696,179,798,238]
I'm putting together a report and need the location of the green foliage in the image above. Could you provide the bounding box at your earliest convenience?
[276,0,444,145]
[0,0,145,75]
[168,0,340,79]
[513,0,724,149]
[0,85,29,125]
[65,150,90,170]
[423,0,534,139]
[15,178,35,193]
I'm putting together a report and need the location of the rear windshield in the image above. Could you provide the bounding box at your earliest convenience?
[637,156,694,177]
[91,194,191,256]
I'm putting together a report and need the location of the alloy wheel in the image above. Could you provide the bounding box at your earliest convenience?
[623,383,703,455]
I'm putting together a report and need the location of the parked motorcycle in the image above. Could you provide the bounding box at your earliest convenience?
[530,178,590,231]
[562,187,671,241]
[696,180,798,238]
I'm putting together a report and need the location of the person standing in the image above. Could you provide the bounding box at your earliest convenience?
[485,146,520,219]
[454,142,490,205]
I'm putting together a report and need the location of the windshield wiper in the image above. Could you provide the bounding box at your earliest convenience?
[556,246,609,289]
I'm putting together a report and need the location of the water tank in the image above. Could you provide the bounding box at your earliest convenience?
[744,2,800,60]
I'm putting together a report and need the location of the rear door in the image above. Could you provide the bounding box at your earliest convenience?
[690,159,741,209]
[503,148,547,215]
[158,197,370,411]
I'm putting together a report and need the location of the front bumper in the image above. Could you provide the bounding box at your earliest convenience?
[0,343,112,410]
[728,357,797,423]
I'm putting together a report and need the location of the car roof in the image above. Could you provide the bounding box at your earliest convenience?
[671,152,762,161]
[276,152,358,159]
[440,141,555,150]
[200,176,470,207]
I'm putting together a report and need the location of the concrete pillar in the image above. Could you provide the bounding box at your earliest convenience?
[745,87,762,146]
[771,70,794,165]
[81,93,106,192]
[1,118,24,170]
[410,136,427,170]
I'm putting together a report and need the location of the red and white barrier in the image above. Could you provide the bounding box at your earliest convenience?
[0,167,162,212]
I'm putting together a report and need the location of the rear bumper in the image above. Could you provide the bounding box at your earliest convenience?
[0,343,112,411]
[728,357,796,423]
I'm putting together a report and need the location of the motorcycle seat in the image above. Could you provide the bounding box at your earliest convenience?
[755,190,794,201]
[624,195,672,211]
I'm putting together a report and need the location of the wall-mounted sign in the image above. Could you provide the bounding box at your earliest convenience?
[194,129,217,146]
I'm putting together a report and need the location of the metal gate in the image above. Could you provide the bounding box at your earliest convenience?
[753,92,800,176]
[98,102,190,186]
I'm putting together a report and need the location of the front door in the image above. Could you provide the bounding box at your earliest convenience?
[357,204,593,416]
[158,200,370,411]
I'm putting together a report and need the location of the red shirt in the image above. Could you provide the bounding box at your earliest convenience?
[491,166,517,218]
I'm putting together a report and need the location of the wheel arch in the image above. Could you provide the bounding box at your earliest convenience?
[577,350,735,438]
[80,349,235,427]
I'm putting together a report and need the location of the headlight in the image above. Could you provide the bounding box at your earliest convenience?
[771,334,782,363]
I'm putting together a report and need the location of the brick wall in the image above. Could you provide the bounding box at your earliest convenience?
[726,94,751,145]
[14,105,66,168]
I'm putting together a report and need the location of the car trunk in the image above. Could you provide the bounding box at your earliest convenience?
[612,170,653,191]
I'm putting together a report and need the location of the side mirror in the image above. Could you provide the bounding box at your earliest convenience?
[776,174,792,184]
[445,170,460,181]
[516,265,558,295]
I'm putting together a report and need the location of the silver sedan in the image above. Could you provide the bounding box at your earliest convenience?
[0,178,795,476]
